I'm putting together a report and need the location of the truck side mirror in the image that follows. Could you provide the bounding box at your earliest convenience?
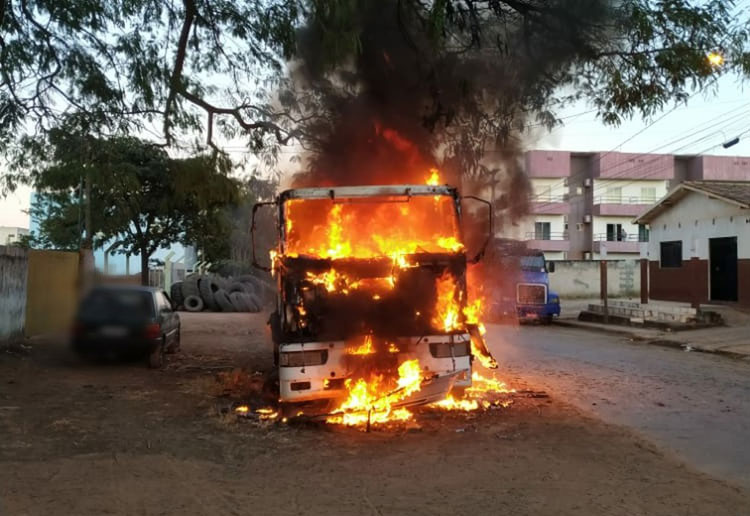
[460,195,493,264]
[548,262,555,273]
[251,201,277,271]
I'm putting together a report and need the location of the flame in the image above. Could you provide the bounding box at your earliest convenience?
[327,359,423,426]
[426,168,440,185]
[433,272,462,332]
[234,405,279,420]
[283,183,461,260]
[429,370,515,412]
[349,335,375,355]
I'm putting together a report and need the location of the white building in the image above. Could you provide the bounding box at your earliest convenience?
[0,226,30,246]
[634,181,750,306]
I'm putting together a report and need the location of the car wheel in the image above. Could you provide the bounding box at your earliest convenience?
[167,329,181,354]
[148,339,165,369]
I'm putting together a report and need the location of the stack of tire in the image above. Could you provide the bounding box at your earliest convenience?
[170,274,271,313]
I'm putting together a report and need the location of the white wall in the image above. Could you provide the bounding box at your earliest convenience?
[549,259,640,298]
[646,192,750,261]
[592,179,669,203]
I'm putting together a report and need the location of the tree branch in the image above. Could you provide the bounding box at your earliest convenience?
[163,0,197,143]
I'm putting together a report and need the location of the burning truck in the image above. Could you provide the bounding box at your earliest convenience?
[251,174,499,424]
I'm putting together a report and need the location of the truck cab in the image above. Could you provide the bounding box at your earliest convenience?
[252,184,494,412]
[485,239,561,324]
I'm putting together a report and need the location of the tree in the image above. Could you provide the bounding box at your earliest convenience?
[1,0,748,167]
[0,0,300,164]
[29,132,239,284]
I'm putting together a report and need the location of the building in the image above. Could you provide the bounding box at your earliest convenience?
[516,150,750,260]
[634,181,750,307]
[0,226,30,246]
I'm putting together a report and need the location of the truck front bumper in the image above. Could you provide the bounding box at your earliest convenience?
[278,334,473,403]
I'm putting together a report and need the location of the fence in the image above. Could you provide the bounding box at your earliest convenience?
[548,259,641,299]
[0,246,29,342]
[25,249,80,337]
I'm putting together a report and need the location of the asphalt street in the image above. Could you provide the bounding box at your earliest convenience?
[486,323,750,490]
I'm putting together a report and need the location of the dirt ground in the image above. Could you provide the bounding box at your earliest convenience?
[1,312,748,516]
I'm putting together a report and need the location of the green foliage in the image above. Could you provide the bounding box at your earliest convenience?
[0,0,301,161]
[27,133,240,282]
[0,0,748,195]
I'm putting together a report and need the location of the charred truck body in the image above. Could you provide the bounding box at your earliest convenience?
[253,184,493,412]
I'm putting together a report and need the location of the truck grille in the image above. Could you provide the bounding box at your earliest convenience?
[517,284,546,305]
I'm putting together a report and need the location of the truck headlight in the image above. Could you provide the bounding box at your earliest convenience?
[279,350,328,367]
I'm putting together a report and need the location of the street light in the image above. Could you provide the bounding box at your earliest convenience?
[707,51,725,68]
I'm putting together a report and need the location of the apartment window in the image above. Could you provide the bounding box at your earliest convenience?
[638,225,650,242]
[534,222,551,240]
[660,241,683,268]
[641,187,657,203]
[606,223,627,242]
[606,186,623,203]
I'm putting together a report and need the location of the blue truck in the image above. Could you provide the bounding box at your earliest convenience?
[483,238,560,324]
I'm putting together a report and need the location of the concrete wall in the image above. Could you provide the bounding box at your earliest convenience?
[525,150,571,178]
[25,250,79,337]
[549,259,640,298]
[0,245,29,342]
[593,152,674,179]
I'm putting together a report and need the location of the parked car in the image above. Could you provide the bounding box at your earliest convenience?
[71,285,181,367]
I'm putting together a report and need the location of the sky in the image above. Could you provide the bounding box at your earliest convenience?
[3,74,749,230]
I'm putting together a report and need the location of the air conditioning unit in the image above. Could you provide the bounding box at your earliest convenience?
[584,178,592,187]
[583,214,592,223]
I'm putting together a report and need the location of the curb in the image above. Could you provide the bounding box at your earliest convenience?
[553,319,643,339]
[553,319,750,361]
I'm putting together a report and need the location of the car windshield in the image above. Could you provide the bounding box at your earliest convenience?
[520,255,546,271]
[80,289,155,319]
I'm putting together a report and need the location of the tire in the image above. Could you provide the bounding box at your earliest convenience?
[215,276,231,290]
[170,282,185,309]
[198,276,219,311]
[167,327,181,354]
[184,295,204,312]
[148,339,165,369]
[228,282,254,295]
[182,274,200,297]
[214,288,235,312]
[246,293,261,313]
[541,315,554,325]
[229,292,249,312]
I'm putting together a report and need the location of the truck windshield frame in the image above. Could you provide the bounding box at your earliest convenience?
[279,187,463,259]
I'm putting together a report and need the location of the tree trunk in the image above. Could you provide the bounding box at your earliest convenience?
[140,250,150,286]
[84,170,92,249]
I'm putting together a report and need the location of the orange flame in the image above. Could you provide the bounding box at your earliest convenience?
[327,359,423,426]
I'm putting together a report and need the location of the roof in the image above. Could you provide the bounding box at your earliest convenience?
[634,181,750,224]
[278,184,458,202]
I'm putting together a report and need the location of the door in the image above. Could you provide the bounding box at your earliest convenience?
[158,291,179,343]
[709,237,738,302]
[606,223,623,242]
[534,221,551,240]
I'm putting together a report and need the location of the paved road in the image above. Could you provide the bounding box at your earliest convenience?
[485,323,750,490]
